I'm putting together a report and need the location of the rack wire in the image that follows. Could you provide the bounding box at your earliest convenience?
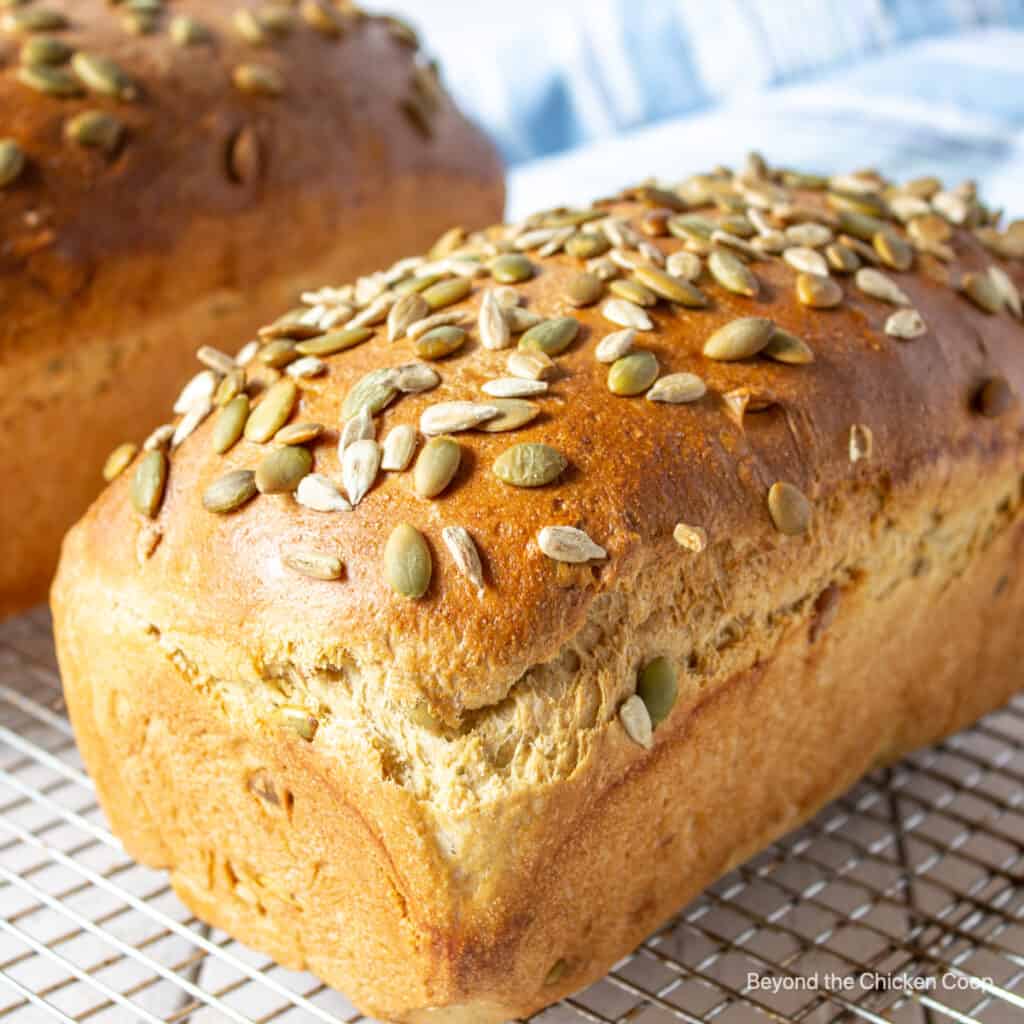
[1,605,1022,1024]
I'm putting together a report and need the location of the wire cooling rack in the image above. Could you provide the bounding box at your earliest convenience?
[1,606,1022,1024]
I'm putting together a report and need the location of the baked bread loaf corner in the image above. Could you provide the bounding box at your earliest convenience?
[0,0,504,617]
[53,155,1024,1021]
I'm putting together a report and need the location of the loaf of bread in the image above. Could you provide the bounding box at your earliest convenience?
[0,0,503,617]
[52,155,1024,1023]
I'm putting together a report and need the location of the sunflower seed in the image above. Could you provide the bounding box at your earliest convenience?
[608,351,659,396]
[414,436,461,497]
[785,222,833,248]
[762,328,814,365]
[646,372,706,404]
[537,525,606,563]
[666,250,702,281]
[144,424,175,451]
[849,424,873,463]
[595,328,635,363]
[708,249,758,296]
[855,268,909,305]
[172,396,212,447]
[236,340,261,366]
[519,317,579,356]
[385,523,432,598]
[342,438,381,505]
[703,317,774,361]
[796,272,842,309]
[961,270,1002,314]
[634,265,707,306]
[294,325,373,357]
[342,369,398,418]
[884,308,927,340]
[482,377,548,398]
[768,481,811,535]
[989,266,1022,319]
[416,324,467,359]
[565,271,603,308]
[170,15,211,45]
[296,473,350,512]
[908,213,952,246]
[203,469,259,513]
[381,424,417,471]
[619,694,653,750]
[287,355,327,378]
[339,406,375,452]
[492,285,521,308]
[442,526,484,594]
[673,523,708,552]
[932,190,969,225]
[406,311,464,340]
[974,376,1014,417]
[71,53,136,100]
[477,289,512,350]
[196,346,236,375]
[602,298,652,331]
[103,442,138,482]
[391,361,441,394]
[282,548,343,582]
[132,450,168,518]
[873,229,914,271]
[386,292,428,342]
[507,350,556,380]
[610,278,657,307]
[420,401,499,435]
[17,63,82,96]
[245,379,297,442]
[493,443,566,488]
[476,398,540,432]
[0,139,26,188]
[233,63,285,97]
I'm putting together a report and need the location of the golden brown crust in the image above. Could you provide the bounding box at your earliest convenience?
[52,161,1024,1021]
[0,0,504,614]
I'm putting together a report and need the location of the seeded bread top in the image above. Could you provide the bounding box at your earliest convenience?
[0,0,501,363]
[64,156,1024,723]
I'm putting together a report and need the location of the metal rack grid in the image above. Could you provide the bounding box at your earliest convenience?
[1,605,1022,1024]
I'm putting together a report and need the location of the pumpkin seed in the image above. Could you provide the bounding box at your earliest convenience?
[505,306,543,333]
[619,695,653,749]
[507,350,556,380]
[796,272,842,309]
[637,656,677,726]
[257,339,299,368]
[825,242,860,274]
[342,369,398,418]
[490,253,534,284]
[421,401,499,435]
[768,481,811,535]
[0,139,26,188]
[708,249,758,296]
[20,35,71,65]
[234,9,267,44]
[478,289,511,350]
[493,443,566,488]
[132,450,168,518]
[666,250,702,281]
[121,9,158,35]
[762,328,814,365]
[3,8,67,33]
[908,213,952,246]
[255,445,312,494]
[609,278,657,307]
[703,317,774,361]
[275,422,323,446]
[392,361,441,394]
[339,406,374,451]
[482,377,548,398]
[381,424,417,471]
[17,64,82,96]
[855,268,909,306]
[295,325,372,357]
[673,523,708,552]
[518,317,579,356]
[933,190,969,225]
[783,246,829,277]
[245,379,297,442]
[203,469,258,513]
[989,266,1022,319]
[422,277,471,310]
[608,351,658,396]
[492,285,521,308]
[646,372,706,404]
[301,0,346,37]
[836,208,887,241]
[414,436,461,497]
[537,525,606,563]
[602,298,652,331]
[974,376,1013,417]
[387,292,428,341]
[385,522,432,598]
[565,232,610,259]
[233,63,285,97]
[415,325,467,359]
[870,230,912,273]
[476,398,540,433]
[785,222,832,248]
[281,549,343,582]
[565,271,603,307]
[103,442,138,482]
[65,111,124,153]
[71,53,136,100]
[144,424,175,451]
[406,311,464,340]
[961,271,1002,314]
[170,15,211,45]
[884,309,927,340]
[213,395,250,453]
[595,328,635,363]
[634,265,707,307]
[342,438,381,505]
[296,473,351,512]
[442,525,484,594]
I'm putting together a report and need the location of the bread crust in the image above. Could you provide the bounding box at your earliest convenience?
[0,0,504,614]
[52,168,1024,1020]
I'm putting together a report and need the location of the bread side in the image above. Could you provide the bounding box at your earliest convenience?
[53,159,1024,1020]
[0,0,504,614]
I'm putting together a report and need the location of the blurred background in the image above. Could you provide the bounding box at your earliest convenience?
[389,0,1024,220]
